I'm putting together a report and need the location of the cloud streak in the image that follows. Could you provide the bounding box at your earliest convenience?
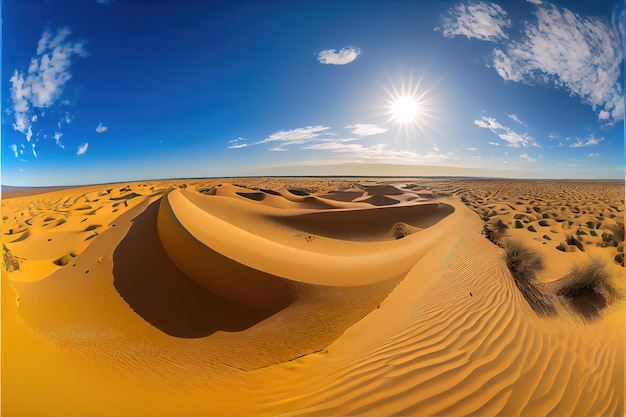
[8,27,87,157]
[302,141,452,164]
[76,142,89,155]
[317,47,361,65]
[569,135,603,148]
[491,5,624,121]
[345,123,387,136]
[474,116,538,148]
[439,2,511,41]
[95,122,108,133]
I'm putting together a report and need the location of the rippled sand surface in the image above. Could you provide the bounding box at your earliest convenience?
[2,178,624,416]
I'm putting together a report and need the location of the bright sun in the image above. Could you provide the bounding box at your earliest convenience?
[391,97,419,122]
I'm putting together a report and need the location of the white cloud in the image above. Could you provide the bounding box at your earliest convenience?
[439,2,511,41]
[520,153,536,162]
[527,0,542,4]
[474,115,537,147]
[54,132,65,149]
[228,143,248,149]
[467,147,478,151]
[508,113,526,126]
[95,122,108,133]
[9,27,87,149]
[598,110,610,120]
[269,146,288,152]
[488,141,500,146]
[491,5,624,121]
[569,135,603,148]
[302,141,452,164]
[32,143,38,158]
[25,126,33,142]
[317,47,361,65]
[345,123,387,136]
[255,125,331,149]
[473,116,506,132]
[588,153,600,158]
[227,138,247,149]
[76,142,89,155]
[10,144,18,158]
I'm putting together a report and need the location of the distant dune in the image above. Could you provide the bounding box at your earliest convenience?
[2,177,624,416]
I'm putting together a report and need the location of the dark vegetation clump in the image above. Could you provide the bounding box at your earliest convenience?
[53,252,77,266]
[391,222,416,240]
[502,239,621,321]
[503,240,558,317]
[2,244,20,272]
[554,257,618,320]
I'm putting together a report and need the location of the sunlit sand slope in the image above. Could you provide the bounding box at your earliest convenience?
[2,178,623,416]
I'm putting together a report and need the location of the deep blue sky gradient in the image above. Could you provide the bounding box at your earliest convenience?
[2,0,624,185]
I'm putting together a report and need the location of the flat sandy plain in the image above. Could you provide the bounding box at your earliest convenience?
[1,177,624,416]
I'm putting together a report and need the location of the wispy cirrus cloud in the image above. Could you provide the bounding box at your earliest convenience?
[491,5,623,122]
[474,115,538,148]
[227,137,248,149]
[76,142,89,155]
[255,125,331,151]
[8,27,87,158]
[508,113,526,126]
[53,132,65,149]
[438,2,511,41]
[317,47,361,65]
[588,153,600,158]
[227,126,332,151]
[569,135,603,148]
[520,153,536,162]
[9,144,18,158]
[95,122,108,133]
[302,141,453,164]
[345,123,387,136]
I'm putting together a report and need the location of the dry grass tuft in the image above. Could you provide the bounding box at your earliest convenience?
[391,222,420,240]
[2,244,20,272]
[554,257,619,320]
[503,240,557,317]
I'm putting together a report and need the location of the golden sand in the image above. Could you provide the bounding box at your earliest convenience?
[2,178,624,416]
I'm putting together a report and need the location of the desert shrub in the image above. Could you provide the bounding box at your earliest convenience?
[503,240,557,316]
[504,240,543,285]
[2,244,20,272]
[53,252,77,266]
[555,257,619,320]
[391,222,419,240]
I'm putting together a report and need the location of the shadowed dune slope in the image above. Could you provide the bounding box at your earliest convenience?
[274,202,454,241]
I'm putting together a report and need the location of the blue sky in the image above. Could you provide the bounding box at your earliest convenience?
[2,0,624,186]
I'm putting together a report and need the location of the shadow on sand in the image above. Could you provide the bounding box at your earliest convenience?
[112,200,280,338]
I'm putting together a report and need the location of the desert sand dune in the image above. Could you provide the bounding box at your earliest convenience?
[1,178,624,416]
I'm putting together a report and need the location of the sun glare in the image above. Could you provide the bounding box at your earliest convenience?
[392,97,419,122]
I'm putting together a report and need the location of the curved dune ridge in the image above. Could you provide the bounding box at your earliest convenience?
[2,178,624,416]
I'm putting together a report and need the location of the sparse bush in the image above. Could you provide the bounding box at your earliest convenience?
[503,239,557,317]
[391,222,419,240]
[555,257,619,320]
[2,244,20,272]
[504,240,543,285]
[53,252,77,266]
